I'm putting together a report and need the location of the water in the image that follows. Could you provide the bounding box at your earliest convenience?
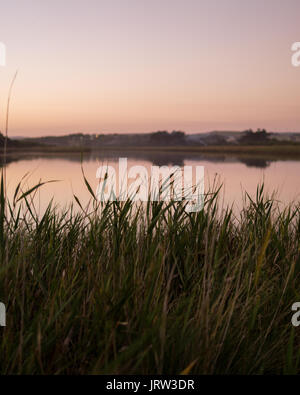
[5,150,300,215]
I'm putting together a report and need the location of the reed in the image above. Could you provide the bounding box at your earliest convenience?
[0,176,299,374]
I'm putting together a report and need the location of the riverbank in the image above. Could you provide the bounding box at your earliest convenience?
[2,144,300,158]
[93,144,300,158]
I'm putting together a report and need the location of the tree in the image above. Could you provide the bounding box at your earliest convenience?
[239,128,270,145]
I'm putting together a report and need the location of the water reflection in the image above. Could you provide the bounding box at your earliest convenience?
[1,149,279,168]
[239,158,271,168]
[3,150,300,215]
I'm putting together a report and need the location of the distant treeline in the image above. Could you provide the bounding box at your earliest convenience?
[0,132,41,149]
[2,129,300,151]
[22,130,188,148]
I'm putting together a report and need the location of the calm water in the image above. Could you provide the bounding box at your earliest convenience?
[5,151,300,215]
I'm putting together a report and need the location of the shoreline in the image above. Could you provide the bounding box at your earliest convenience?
[2,144,300,159]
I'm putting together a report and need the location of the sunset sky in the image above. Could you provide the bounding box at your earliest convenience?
[1,0,300,136]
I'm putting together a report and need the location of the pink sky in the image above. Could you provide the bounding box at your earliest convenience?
[1,0,300,136]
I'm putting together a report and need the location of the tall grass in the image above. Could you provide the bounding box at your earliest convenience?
[0,176,300,374]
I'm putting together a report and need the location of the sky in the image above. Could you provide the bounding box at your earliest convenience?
[0,0,300,137]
